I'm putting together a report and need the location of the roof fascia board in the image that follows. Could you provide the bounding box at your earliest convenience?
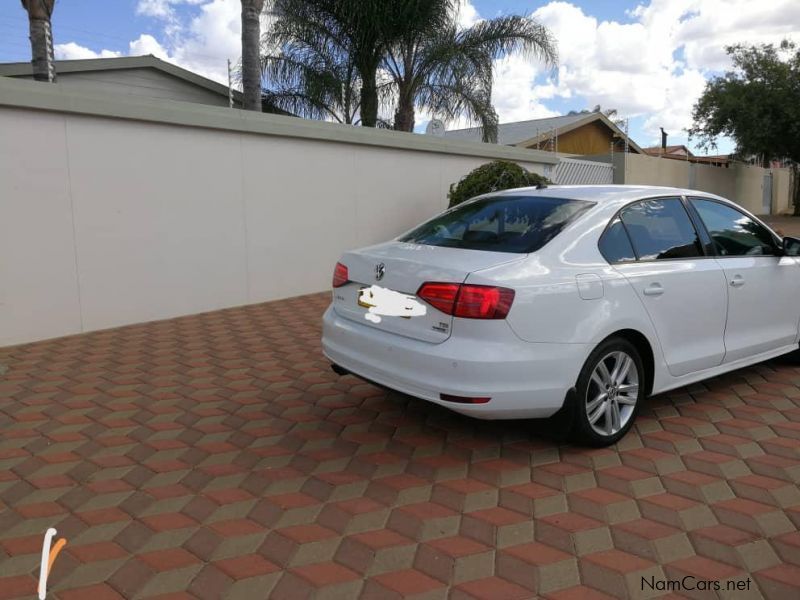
[0,56,241,101]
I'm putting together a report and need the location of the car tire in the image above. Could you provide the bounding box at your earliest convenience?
[571,337,645,447]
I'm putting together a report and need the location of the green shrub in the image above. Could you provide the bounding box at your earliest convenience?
[447,160,551,208]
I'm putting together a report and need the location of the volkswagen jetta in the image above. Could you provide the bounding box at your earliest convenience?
[322,185,800,445]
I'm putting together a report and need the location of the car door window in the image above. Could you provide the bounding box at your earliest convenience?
[619,198,704,261]
[598,217,636,263]
[689,198,778,256]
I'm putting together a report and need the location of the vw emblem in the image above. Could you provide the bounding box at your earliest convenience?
[375,262,385,281]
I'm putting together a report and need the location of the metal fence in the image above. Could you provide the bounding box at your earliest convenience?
[553,157,614,185]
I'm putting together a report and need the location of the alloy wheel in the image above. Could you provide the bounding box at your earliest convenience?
[585,350,639,437]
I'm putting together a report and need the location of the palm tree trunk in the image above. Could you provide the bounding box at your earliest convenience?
[21,0,56,82]
[241,0,265,111]
[28,17,55,82]
[393,94,415,132]
[359,69,379,127]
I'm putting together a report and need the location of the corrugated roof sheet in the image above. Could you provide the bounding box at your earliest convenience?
[443,114,588,145]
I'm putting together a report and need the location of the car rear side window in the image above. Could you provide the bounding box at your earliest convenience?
[598,217,636,263]
[398,195,594,254]
[689,198,778,256]
[619,198,704,261]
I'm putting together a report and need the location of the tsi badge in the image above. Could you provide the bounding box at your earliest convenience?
[375,262,385,281]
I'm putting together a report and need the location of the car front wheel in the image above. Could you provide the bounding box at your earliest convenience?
[572,337,644,446]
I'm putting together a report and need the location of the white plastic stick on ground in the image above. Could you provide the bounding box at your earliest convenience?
[38,528,57,600]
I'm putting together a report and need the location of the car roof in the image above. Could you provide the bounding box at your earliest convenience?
[490,184,726,209]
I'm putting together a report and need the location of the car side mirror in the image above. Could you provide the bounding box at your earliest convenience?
[782,236,800,257]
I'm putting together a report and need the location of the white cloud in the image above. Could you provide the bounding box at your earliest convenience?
[529,0,799,145]
[135,0,205,20]
[54,35,170,63]
[58,0,243,85]
[491,54,559,122]
[171,0,242,82]
[128,34,171,60]
[456,1,481,29]
[672,0,800,71]
[136,0,175,19]
[54,42,121,60]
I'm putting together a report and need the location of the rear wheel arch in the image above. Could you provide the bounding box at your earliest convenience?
[594,329,655,398]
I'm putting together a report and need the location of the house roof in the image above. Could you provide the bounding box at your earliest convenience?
[445,114,586,145]
[0,54,241,103]
[444,112,644,153]
[643,144,731,165]
[643,144,693,157]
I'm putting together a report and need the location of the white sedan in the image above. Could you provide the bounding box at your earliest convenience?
[322,185,800,445]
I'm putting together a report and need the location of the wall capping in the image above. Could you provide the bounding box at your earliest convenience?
[0,76,559,164]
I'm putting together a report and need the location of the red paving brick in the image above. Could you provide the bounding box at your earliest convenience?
[0,292,799,598]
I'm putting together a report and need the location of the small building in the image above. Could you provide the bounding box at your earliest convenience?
[0,54,290,114]
[642,144,730,167]
[444,112,644,156]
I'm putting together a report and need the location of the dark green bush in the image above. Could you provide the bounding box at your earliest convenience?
[447,160,551,208]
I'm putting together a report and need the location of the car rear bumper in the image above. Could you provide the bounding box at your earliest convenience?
[322,304,589,419]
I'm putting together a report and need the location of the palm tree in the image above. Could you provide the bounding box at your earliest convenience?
[261,1,361,123]
[241,0,266,111]
[262,46,361,124]
[386,13,557,141]
[262,1,557,136]
[20,0,56,82]
[265,0,391,127]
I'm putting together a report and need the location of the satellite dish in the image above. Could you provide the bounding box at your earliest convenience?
[426,119,445,136]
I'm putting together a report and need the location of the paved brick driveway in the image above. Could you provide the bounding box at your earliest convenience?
[1,292,799,599]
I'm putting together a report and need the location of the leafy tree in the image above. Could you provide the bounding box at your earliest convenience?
[689,40,800,211]
[20,0,56,82]
[241,0,267,111]
[448,160,550,207]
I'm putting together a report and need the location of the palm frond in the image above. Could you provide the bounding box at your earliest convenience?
[455,15,557,68]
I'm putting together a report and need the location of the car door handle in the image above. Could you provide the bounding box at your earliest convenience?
[730,275,745,287]
[643,283,664,296]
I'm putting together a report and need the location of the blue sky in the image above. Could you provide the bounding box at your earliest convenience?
[2,0,798,154]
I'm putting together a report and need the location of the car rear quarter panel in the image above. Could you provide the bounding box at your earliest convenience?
[464,210,666,384]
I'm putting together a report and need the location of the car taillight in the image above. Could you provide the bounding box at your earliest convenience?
[416,282,460,314]
[417,282,515,319]
[332,262,349,288]
[454,285,515,319]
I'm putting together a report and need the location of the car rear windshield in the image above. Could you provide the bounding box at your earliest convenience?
[398,195,595,253]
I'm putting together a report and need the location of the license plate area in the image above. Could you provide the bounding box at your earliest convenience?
[357,285,423,320]
[357,287,376,309]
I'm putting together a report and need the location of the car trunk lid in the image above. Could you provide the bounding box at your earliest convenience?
[333,241,521,343]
